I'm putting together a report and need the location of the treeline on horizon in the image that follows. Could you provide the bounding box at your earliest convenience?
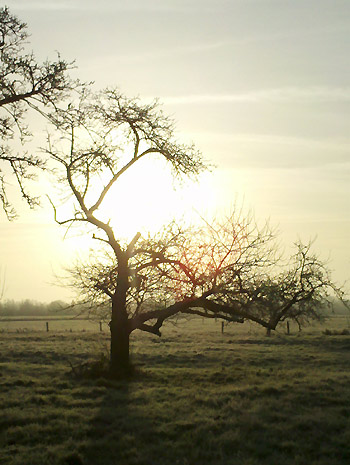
[0,299,71,317]
[0,297,348,318]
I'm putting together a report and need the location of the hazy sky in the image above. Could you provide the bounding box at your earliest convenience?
[1,0,350,302]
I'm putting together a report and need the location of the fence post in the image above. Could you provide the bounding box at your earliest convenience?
[99,321,102,332]
[46,321,49,332]
[287,321,290,335]
[221,322,224,334]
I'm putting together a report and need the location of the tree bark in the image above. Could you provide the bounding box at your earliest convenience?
[109,253,131,374]
[110,304,130,373]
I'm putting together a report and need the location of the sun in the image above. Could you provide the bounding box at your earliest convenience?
[45,154,217,259]
[96,157,217,241]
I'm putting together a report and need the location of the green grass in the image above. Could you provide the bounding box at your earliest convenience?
[1,319,350,465]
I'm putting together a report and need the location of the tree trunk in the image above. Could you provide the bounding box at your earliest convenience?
[110,307,130,373]
[109,254,131,375]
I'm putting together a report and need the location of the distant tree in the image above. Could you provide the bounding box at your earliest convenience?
[0,6,79,218]
[0,298,68,316]
[195,240,346,336]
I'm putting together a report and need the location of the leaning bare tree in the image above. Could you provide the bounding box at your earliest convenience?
[0,7,79,218]
[66,212,276,357]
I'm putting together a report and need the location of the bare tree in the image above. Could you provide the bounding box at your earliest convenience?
[47,88,209,373]
[0,7,79,218]
[196,240,347,336]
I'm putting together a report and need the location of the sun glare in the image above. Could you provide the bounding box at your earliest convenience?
[96,158,216,241]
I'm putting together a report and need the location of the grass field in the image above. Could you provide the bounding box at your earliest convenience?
[1,317,350,465]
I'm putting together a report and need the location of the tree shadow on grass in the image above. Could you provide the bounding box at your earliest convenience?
[73,353,214,465]
[75,368,160,465]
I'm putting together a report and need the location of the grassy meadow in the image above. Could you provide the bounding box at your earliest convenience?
[1,317,350,465]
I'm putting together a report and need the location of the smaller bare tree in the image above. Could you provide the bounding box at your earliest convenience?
[233,241,347,335]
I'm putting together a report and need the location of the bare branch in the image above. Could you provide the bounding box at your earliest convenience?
[0,6,82,218]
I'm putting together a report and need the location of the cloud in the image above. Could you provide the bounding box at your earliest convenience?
[10,1,74,11]
[10,0,199,12]
[160,87,350,105]
[186,130,350,174]
[113,40,230,63]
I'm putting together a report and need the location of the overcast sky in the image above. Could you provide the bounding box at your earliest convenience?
[1,0,349,302]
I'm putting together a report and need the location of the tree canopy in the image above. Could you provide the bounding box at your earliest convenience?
[46,87,210,372]
[0,6,79,218]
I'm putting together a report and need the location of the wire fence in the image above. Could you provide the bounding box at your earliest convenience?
[0,317,106,332]
[0,315,349,335]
